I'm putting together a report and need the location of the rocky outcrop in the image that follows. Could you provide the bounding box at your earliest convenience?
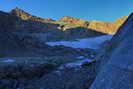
[23,62,96,89]
[88,16,128,34]
[59,16,88,27]
[89,13,133,89]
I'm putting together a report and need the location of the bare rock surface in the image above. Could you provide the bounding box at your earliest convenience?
[90,13,133,89]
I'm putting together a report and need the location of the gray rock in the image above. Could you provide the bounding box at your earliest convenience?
[90,13,133,89]
[22,62,96,89]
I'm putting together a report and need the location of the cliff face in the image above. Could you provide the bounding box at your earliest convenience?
[89,13,133,89]
[58,16,128,34]
[87,17,127,34]
[88,21,113,34]
[59,16,88,27]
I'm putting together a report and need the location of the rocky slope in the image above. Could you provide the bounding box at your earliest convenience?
[89,13,133,89]
[88,16,128,34]
[59,16,128,34]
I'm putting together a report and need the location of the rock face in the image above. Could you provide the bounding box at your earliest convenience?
[89,13,133,89]
[58,16,128,34]
[59,16,88,27]
[88,16,128,34]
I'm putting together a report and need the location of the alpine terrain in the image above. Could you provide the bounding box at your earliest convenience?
[0,8,132,89]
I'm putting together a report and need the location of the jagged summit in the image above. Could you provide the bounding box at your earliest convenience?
[10,8,32,20]
[10,7,29,14]
[59,16,81,22]
[58,16,89,29]
[59,16,87,24]
[10,8,56,23]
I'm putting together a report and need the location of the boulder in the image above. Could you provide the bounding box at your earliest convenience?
[21,61,96,89]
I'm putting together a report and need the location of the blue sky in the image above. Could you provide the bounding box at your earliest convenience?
[0,0,133,21]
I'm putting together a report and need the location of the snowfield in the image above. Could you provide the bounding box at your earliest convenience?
[46,35,113,49]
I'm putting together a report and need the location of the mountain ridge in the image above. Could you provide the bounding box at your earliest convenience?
[8,8,128,34]
[10,8,56,24]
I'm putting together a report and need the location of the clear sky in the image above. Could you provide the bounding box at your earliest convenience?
[0,0,133,21]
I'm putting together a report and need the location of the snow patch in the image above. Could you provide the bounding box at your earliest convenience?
[46,35,113,49]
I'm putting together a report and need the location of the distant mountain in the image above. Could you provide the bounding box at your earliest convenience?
[88,16,128,34]
[10,8,56,24]
[59,16,88,27]
[0,8,128,45]
[9,8,128,34]
[0,8,105,53]
[58,16,128,34]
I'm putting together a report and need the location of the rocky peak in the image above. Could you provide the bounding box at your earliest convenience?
[59,16,77,22]
[58,16,89,28]
[10,8,56,23]
[10,8,32,20]
[58,16,128,34]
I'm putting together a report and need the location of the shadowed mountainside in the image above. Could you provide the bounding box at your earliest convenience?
[59,16,128,34]
[9,8,128,34]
